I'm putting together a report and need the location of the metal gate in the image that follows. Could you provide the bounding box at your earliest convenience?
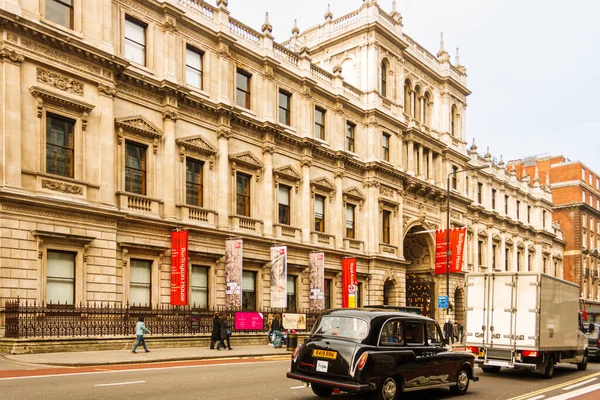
[406,274,435,318]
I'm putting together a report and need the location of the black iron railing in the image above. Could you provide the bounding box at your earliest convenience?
[3,298,323,338]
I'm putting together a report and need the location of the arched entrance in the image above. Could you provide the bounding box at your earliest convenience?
[404,225,435,318]
[383,280,394,305]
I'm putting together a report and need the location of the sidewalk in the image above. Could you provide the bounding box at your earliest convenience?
[1,344,292,368]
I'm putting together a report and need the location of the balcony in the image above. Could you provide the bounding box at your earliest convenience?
[311,232,335,247]
[379,243,397,256]
[117,192,161,216]
[344,238,364,252]
[274,224,301,241]
[231,215,263,235]
[178,204,217,227]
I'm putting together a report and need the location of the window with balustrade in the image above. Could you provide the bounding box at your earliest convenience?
[346,204,356,239]
[314,195,326,232]
[236,172,251,217]
[125,141,147,195]
[278,185,291,225]
[186,158,203,207]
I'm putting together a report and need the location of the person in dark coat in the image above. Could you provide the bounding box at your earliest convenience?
[443,319,454,344]
[217,318,232,351]
[210,313,221,349]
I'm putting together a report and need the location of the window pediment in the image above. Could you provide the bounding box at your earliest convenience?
[343,186,366,204]
[492,234,501,242]
[528,244,535,253]
[115,115,163,141]
[478,230,488,238]
[505,237,514,246]
[30,86,95,129]
[274,165,302,183]
[176,135,218,158]
[229,151,264,171]
[311,177,336,194]
[517,242,525,250]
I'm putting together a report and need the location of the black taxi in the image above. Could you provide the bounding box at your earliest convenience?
[287,309,478,399]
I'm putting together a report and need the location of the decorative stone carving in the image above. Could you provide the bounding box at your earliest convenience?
[98,84,117,97]
[41,179,83,195]
[115,115,164,142]
[163,17,177,33]
[36,68,83,95]
[230,151,264,182]
[162,110,179,121]
[0,48,24,64]
[176,135,218,158]
[343,186,366,210]
[379,185,394,198]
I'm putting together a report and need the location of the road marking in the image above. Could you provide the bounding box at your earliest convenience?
[95,381,145,387]
[527,396,545,400]
[507,372,600,400]
[0,359,289,381]
[545,383,600,400]
[290,385,307,390]
[562,377,598,391]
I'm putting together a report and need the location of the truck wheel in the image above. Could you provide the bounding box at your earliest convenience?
[577,352,588,371]
[377,376,400,400]
[311,383,333,397]
[450,367,470,395]
[543,354,555,379]
[481,366,501,374]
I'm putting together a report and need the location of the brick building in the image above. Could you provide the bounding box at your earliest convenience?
[508,155,600,314]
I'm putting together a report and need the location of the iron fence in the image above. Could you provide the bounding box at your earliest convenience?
[3,298,323,339]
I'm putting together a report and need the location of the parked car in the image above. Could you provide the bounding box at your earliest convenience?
[286,309,478,399]
[583,322,600,360]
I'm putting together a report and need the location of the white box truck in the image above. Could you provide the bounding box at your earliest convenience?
[465,272,588,378]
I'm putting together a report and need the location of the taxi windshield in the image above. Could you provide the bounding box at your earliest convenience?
[312,316,368,340]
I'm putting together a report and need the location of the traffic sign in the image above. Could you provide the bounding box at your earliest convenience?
[438,295,449,309]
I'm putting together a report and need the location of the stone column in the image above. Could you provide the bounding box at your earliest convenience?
[1,50,24,189]
[407,140,415,176]
[300,156,312,243]
[162,110,177,220]
[500,234,507,271]
[417,144,424,179]
[262,142,274,237]
[334,170,344,249]
[217,129,231,229]
[396,133,403,170]
[427,149,434,182]
[98,85,117,207]
[217,42,232,105]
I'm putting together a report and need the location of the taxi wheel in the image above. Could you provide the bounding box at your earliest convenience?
[311,383,333,397]
[450,367,470,395]
[377,376,400,400]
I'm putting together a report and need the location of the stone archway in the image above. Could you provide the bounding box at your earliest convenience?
[404,225,435,318]
[454,288,465,325]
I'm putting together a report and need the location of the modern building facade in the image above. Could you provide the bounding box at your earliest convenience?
[0,0,564,335]
[508,155,600,313]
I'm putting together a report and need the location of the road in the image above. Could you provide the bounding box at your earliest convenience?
[0,355,599,400]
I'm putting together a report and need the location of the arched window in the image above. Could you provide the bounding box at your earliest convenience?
[414,86,422,122]
[423,91,432,126]
[380,61,387,97]
[451,104,458,136]
[404,79,412,117]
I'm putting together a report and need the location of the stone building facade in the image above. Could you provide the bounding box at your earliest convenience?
[0,0,564,333]
[509,155,600,314]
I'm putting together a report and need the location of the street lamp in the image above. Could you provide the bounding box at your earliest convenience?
[445,165,488,315]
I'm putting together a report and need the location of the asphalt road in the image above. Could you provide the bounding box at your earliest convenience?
[0,356,599,400]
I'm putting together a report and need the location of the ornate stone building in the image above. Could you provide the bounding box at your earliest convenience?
[0,0,564,332]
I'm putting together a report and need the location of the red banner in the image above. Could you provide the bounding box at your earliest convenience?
[170,230,189,306]
[435,228,467,274]
[342,258,357,308]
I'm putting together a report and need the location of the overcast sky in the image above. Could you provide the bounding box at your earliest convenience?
[222,0,600,173]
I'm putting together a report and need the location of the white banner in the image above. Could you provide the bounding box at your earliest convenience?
[270,246,288,308]
[282,313,307,330]
[225,239,243,308]
[309,252,325,310]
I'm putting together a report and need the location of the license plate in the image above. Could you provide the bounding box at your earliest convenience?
[316,360,329,373]
[312,349,337,360]
[476,352,484,357]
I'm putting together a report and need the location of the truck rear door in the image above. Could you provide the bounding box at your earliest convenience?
[514,273,539,348]
[488,274,516,348]
[466,274,487,347]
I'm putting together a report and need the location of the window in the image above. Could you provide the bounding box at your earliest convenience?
[236,69,251,109]
[477,182,483,204]
[314,107,326,140]
[451,105,458,136]
[242,270,256,311]
[527,254,532,272]
[517,251,522,271]
[527,206,531,224]
[191,265,208,308]
[236,173,251,217]
[404,321,424,345]
[543,210,547,228]
[516,200,521,219]
[287,275,296,312]
[583,191,586,202]
[346,204,356,239]
[130,259,151,306]
[505,248,510,271]
[185,158,203,207]
[382,133,390,161]
[451,166,458,190]
[478,240,484,266]
[543,257,548,274]
[124,17,147,66]
[46,113,74,178]
[380,62,387,97]
[380,320,403,345]
[125,141,147,195]
[45,0,73,29]
[582,168,586,180]
[505,195,509,215]
[427,321,444,346]
[491,189,497,210]
[382,210,391,244]
[346,122,355,153]
[492,244,498,269]
[278,90,291,125]
[278,185,291,225]
[46,250,75,305]
[324,279,332,309]
[314,195,325,232]
[185,46,203,89]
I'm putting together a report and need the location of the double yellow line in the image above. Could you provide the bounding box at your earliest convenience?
[507,371,600,400]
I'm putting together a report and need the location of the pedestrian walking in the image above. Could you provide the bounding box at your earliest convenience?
[271,313,283,348]
[443,319,454,345]
[132,316,150,353]
[217,318,233,351]
[210,312,221,350]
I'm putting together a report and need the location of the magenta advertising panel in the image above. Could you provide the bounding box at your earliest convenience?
[234,312,264,331]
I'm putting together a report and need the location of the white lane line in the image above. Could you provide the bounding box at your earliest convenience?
[0,359,290,381]
[290,385,307,390]
[545,382,600,400]
[95,381,145,387]
[526,395,546,400]
[561,377,597,391]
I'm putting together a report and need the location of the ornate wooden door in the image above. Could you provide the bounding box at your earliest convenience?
[406,274,435,319]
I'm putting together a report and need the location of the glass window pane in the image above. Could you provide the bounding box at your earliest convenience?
[315,196,324,215]
[242,270,255,290]
[191,265,208,308]
[45,0,73,28]
[186,48,202,69]
[236,72,248,91]
[130,260,151,283]
[346,205,354,223]
[47,251,75,279]
[130,259,151,306]
[186,67,202,88]
[278,186,290,205]
[287,276,295,295]
[125,19,146,44]
[46,251,75,304]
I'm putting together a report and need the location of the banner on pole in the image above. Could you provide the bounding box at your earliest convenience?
[434,228,467,274]
[342,258,357,308]
[308,252,325,310]
[270,246,288,308]
[170,230,189,306]
[225,239,243,308]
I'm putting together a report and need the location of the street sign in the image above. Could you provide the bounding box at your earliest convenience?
[438,295,449,309]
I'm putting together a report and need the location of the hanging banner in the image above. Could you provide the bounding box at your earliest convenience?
[342,258,357,308]
[434,228,468,274]
[225,239,243,308]
[309,252,325,310]
[270,246,288,308]
[170,230,189,306]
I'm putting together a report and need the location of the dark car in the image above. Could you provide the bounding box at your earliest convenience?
[583,322,600,359]
[287,309,478,399]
